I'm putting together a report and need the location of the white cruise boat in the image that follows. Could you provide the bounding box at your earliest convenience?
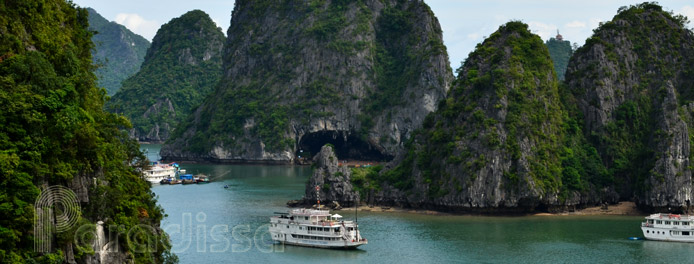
[269,208,367,249]
[143,163,176,183]
[641,213,694,242]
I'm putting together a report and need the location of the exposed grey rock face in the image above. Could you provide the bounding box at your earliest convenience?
[302,145,360,206]
[372,22,566,213]
[565,6,694,211]
[127,98,175,142]
[107,10,224,143]
[161,0,453,163]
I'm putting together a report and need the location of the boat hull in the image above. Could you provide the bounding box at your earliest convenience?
[641,226,694,242]
[146,178,163,184]
[272,238,366,249]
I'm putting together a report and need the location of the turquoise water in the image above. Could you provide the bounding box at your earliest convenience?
[143,145,694,263]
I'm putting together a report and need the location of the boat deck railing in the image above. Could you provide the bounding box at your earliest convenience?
[642,222,694,229]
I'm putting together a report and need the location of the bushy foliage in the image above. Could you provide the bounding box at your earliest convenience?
[0,1,173,262]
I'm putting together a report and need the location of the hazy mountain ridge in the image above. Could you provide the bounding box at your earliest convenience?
[106,10,225,143]
[87,7,150,95]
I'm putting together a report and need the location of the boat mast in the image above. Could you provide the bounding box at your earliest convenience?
[316,185,320,208]
[355,196,358,241]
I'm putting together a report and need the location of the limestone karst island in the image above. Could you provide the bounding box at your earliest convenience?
[2,1,694,263]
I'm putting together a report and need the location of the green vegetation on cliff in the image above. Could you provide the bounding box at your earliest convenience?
[166,0,451,160]
[87,8,150,96]
[566,2,694,202]
[107,10,224,142]
[0,1,173,262]
[370,21,611,207]
[404,21,566,196]
[367,3,694,211]
[545,37,572,80]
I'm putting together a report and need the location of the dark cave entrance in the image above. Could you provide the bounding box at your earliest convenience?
[297,131,392,162]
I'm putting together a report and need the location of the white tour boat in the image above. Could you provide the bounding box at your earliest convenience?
[269,208,367,249]
[143,163,176,183]
[641,213,694,242]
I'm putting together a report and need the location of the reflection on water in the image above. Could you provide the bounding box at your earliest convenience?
[142,144,694,263]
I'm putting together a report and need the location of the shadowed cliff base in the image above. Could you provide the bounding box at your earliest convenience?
[297,131,393,163]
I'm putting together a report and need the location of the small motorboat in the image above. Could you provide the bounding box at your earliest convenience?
[196,174,211,184]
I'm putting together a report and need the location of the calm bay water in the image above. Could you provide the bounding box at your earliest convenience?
[142,144,694,263]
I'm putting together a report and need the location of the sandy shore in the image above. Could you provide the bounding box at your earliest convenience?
[353,205,447,215]
[534,201,644,216]
[329,202,645,216]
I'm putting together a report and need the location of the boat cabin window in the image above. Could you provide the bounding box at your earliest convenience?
[647,220,654,224]
[334,228,339,232]
[684,231,690,236]
[305,217,309,220]
[665,221,671,225]
[683,222,690,226]
[674,221,680,225]
[656,220,662,224]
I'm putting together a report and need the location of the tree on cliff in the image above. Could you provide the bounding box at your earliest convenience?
[0,1,173,262]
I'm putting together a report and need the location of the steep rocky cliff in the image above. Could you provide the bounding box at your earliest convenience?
[319,3,694,214]
[107,10,224,142]
[302,145,360,206]
[87,8,149,95]
[565,3,694,211]
[362,21,566,212]
[162,0,452,163]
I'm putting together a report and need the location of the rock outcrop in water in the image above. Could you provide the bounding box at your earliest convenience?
[301,145,360,207]
[161,0,453,163]
[107,10,224,142]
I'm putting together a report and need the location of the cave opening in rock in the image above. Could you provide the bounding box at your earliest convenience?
[297,131,391,161]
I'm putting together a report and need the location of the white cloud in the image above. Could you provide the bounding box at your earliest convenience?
[466,33,481,41]
[678,6,694,25]
[527,21,557,40]
[565,20,586,28]
[114,13,160,41]
[588,18,603,30]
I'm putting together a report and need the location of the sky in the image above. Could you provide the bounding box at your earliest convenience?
[72,0,694,70]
